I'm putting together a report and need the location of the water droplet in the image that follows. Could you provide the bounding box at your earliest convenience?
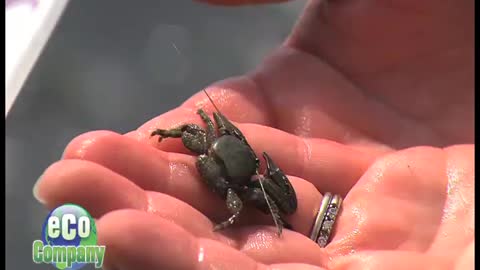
[197,246,205,263]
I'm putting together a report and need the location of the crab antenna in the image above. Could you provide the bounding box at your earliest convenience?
[257,174,283,237]
[202,88,222,114]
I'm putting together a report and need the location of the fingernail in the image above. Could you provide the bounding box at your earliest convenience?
[32,174,45,204]
[60,146,68,159]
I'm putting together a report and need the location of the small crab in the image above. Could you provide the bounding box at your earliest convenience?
[151,91,297,236]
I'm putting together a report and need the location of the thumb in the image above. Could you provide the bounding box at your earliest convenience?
[195,0,290,6]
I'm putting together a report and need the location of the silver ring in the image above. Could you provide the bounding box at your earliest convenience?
[309,192,342,247]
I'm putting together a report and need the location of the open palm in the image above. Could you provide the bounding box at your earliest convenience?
[34,0,474,269]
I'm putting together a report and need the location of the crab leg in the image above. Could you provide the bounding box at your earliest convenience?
[213,188,244,231]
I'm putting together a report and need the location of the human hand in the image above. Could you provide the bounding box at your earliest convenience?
[191,0,474,151]
[34,132,474,270]
[33,0,474,269]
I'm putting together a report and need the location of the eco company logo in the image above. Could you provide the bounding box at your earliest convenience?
[32,204,106,269]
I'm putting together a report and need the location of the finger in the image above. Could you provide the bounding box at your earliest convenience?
[429,145,474,257]
[35,157,221,236]
[127,76,273,149]
[328,146,449,255]
[99,210,330,269]
[62,131,322,235]
[35,161,329,265]
[60,131,229,220]
[226,226,328,266]
[36,162,218,235]
[127,70,372,153]
[230,123,378,196]
[139,116,377,195]
[34,159,237,243]
[97,209,263,270]
[33,159,147,217]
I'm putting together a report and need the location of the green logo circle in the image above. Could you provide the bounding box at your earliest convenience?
[33,203,105,269]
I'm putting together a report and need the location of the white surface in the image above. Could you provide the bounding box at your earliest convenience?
[5,0,69,117]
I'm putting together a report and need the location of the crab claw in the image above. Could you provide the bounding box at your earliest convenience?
[150,129,165,142]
